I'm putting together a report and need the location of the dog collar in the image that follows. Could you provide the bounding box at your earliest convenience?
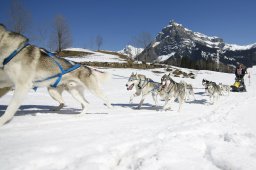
[2,41,30,67]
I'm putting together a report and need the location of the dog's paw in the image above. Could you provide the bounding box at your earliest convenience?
[134,106,141,110]
[50,103,65,111]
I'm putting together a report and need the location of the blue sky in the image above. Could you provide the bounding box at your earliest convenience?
[0,0,255,51]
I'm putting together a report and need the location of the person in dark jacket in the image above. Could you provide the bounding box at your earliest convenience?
[235,64,247,79]
[235,64,247,91]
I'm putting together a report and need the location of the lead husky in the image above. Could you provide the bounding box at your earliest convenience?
[0,24,112,126]
[126,73,160,109]
[159,74,186,112]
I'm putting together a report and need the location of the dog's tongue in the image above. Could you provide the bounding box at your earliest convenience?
[127,84,134,90]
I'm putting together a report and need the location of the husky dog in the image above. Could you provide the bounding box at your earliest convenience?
[0,69,66,111]
[219,83,231,96]
[159,74,186,112]
[0,69,12,98]
[0,24,112,126]
[202,79,221,103]
[180,80,195,101]
[202,79,212,93]
[126,73,160,109]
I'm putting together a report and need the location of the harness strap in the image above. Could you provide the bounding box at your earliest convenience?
[3,42,30,66]
[138,78,148,89]
[34,50,81,88]
[35,63,80,88]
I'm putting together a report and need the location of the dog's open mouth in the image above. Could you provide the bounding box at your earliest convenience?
[161,82,166,89]
[127,84,134,90]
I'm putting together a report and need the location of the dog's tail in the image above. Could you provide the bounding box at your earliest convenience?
[78,66,112,108]
[91,68,112,83]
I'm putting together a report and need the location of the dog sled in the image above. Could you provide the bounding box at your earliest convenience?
[230,78,246,92]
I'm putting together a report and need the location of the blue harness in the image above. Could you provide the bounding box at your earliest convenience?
[3,42,30,66]
[2,42,81,88]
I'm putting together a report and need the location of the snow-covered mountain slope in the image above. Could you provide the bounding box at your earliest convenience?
[0,66,256,170]
[118,45,144,59]
[137,20,256,68]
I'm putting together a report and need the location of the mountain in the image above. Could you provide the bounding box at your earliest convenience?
[136,20,256,71]
[118,45,144,59]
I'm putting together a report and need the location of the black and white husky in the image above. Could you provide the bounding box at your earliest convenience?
[126,73,160,109]
[159,74,186,112]
[0,24,112,126]
[202,79,221,104]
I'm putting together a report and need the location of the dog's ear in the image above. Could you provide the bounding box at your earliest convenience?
[0,24,6,33]
[0,24,6,29]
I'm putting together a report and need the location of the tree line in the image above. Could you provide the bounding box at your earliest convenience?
[6,0,105,52]
[166,56,234,73]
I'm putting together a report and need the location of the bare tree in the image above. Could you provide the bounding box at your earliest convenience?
[31,23,49,48]
[9,0,32,34]
[134,32,153,63]
[49,15,72,52]
[95,35,103,50]
[135,32,152,48]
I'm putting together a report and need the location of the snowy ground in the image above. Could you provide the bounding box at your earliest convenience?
[0,67,256,170]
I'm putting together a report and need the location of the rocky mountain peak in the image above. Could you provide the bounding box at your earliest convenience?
[136,20,256,70]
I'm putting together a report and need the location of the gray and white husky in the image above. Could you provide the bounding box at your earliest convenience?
[126,73,160,109]
[180,80,195,101]
[159,74,186,112]
[202,79,221,104]
[0,69,64,111]
[0,24,112,126]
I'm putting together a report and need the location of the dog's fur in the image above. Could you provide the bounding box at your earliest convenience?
[126,73,160,109]
[159,74,186,112]
[202,79,221,104]
[0,24,112,126]
[219,83,231,96]
[180,80,195,101]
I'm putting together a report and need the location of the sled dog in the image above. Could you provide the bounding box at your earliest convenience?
[180,80,195,101]
[0,69,66,111]
[0,24,112,126]
[202,79,222,103]
[126,73,160,109]
[159,74,186,112]
[219,83,231,96]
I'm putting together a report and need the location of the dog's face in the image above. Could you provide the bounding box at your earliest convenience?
[207,83,214,92]
[160,74,171,89]
[126,72,138,90]
[0,24,28,56]
[202,79,210,87]
[0,24,6,43]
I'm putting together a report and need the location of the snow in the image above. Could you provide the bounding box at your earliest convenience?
[224,43,256,51]
[1,66,256,170]
[65,51,127,63]
[157,52,176,62]
[118,45,144,59]
[63,48,95,54]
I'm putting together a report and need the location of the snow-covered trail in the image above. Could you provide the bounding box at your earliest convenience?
[0,67,256,170]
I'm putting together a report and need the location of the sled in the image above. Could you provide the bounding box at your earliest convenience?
[230,78,246,92]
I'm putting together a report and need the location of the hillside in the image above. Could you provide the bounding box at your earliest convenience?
[59,48,164,69]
